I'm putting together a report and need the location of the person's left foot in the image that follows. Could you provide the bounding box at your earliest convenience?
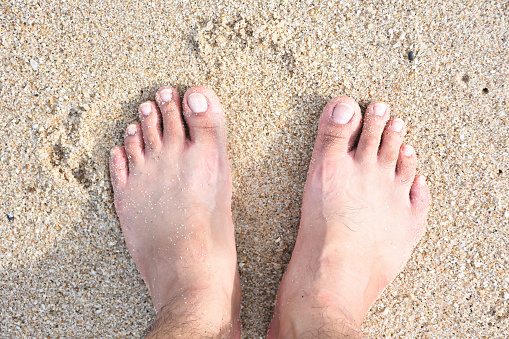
[110,86,240,337]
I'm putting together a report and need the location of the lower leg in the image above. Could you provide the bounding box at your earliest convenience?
[268,98,430,338]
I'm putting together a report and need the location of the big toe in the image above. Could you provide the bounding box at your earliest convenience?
[183,86,226,146]
[314,96,362,157]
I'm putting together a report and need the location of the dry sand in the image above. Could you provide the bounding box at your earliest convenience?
[1,0,508,337]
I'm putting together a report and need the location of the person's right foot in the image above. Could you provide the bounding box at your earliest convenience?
[268,97,430,338]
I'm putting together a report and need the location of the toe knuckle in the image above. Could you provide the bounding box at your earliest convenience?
[320,129,349,149]
[194,122,223,139]
[124,136,138,146]
[379,157,397,169]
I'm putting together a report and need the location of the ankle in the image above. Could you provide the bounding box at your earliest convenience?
[148,268,235,311]
[148,289,239,338]
[273,289,364,339]
[277,302,363,339]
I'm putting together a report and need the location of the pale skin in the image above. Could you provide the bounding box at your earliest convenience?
[110,86,430,338]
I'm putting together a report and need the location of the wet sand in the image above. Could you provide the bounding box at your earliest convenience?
[1,0,508,337]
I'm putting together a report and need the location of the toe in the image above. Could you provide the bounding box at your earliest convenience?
[410,174,431,215]
[355,101,390,162]
[182,86,226,146]
[124,123,144,170]
[110,146,128,189]
[396,144,416,184]
[378,118,406,168]
[314,96,362,156]
[409,175,431,240]
[155,86,185,147]
[139,101,163,152]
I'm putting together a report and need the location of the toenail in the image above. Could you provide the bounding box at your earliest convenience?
[332,103,354,124]
[160,88,173,102]
[126,124,137,136]
[403,145,414,156]
[188,93,208,113]
[391,118,404,132]
[373,103,387,116]
[140,102,152,116]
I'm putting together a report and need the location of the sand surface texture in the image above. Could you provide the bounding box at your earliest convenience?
[1,0,508,337]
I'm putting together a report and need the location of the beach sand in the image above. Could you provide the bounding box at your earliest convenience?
[1,0,508,337]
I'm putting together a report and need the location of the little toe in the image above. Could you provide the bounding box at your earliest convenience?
[155,86,185,147]
[409,175,431,240]
[124,123,144,170]
[314,96,362,156]
[378,118,406,168]
[355,101,390,162]
[110,146,128,189]
[410,174,431,215]
[139,101,163,152]
[396,144,417,185]
[182,86,226,146]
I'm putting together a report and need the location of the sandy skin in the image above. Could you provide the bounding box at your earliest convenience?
[110,87,429,338]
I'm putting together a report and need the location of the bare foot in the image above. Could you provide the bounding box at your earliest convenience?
[110,86,240,338]
[268,97,430,338]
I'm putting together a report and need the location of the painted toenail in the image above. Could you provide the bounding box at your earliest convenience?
[403,145,414,156]
[160,88,173,102]
[188,93,208,113]
[332,103,354,124]
[140,102,152,116]
[392,118,404,132]
[126,124,137,136]
[374,103,387,116]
